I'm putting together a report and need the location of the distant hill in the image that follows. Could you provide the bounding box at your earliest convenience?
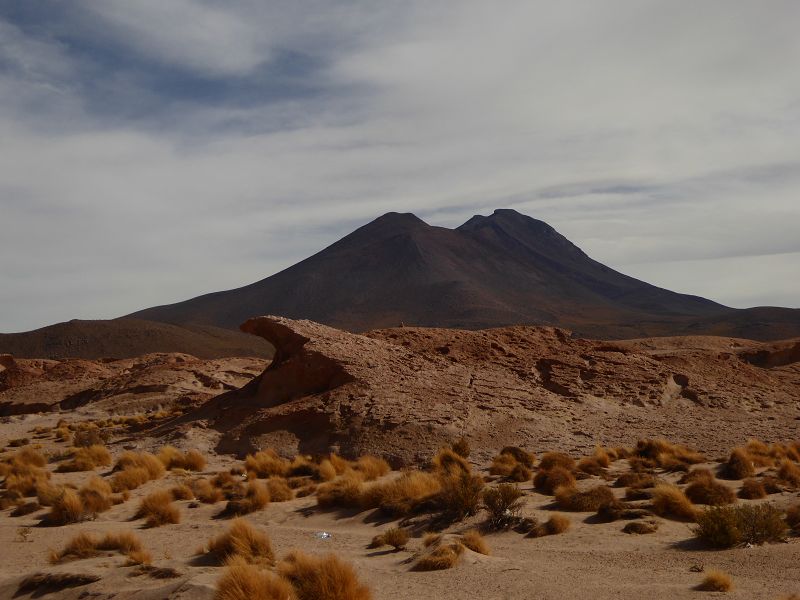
[128,209,800,341]
[0,318,273,359]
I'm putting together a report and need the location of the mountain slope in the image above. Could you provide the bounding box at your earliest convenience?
[0,318,273,359]
[129,209,800,340]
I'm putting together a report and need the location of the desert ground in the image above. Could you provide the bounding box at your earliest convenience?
[1,317,799,599]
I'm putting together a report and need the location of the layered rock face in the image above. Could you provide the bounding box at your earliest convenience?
[180,317,800,464]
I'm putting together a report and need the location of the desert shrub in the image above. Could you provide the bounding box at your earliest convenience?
[380,527,409,551]
[761,475,785,494]
[50,530,145,563]
[245,449,289,478]
[79,477,114,514]
[212,472,245,499]
[679,468,714,484]
[157,446,207,471]
[72,424,107,447]
[786,503,800,530]
[634,439,704,470]
[509,463,532,482]
[651,485,697,521]
[694,504,787,547]
[170,484,195,501]
[438,471,485,520]
[413,543,464,571]
[223,481,270,517]
[206,518,274,565]
[530,514,571,537]
[685,478,736,506]
[47,488,84,525]
[55,427,71,443]
[318,460,337,481]
[11,501,40,516]
[279,550,372,600]
[695,569,733,592]
[288,455,319,478]
[56,445,111,472]
[721,448,755,480]
[500,446,535,468]
[739,478,766,499]
[577,457,606,475]
[533,466,576,495]
[354,455,391,481]
[482,483,523,529]
[451,437,470,458]
[12,447,47,468]
[489,453,518,478]
[193,478,224,503]
[615,471,655,488]
[622,520,658,534]
[136,490,180,527]
[778,459,800,486]
[595,499,652,522]
[592,446,611,467]
[266,477,294,502]
[432,448,471,476]
[538,452,575,471]
[112,451,164,486]
[555,485,615,511]
[460,530,489,554]
[328,454,350,475]
[317,472,366,510]
[360,470,441,516]
[215,558,296,600]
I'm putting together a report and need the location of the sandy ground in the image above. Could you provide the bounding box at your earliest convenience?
[2,414,800,600]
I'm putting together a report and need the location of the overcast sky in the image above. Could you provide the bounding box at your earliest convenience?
[1,1,798,332]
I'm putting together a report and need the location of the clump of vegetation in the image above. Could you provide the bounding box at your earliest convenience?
[615,471,655,488]
[482,483,523,529]
[695,569,733,592]
[650,485,697,521]
[489,447,534,481]
[49,530,147,564]
[245,449,290,478]
[451,437,470,458]
[205,518,274,565]
[460,530,489,554]
[533,466,576,495]
[316,472,367,510]
[738,478,767,500]
[170,483,195,501]
[111,451,165,492]
[369,527,409,551]
[529,514,571,537]
[777,459,800,486]
[157,446,207,471]
[46,488,85,525]
[538,452,575,471]
[694,504,787,547]
[266,477,294,502]
[786,503,800,532]
[193,478,224,503]
[721,448,755,480]
[78,476,119,515]
[278,551,372,600]
[684,477,736,506]
[222,482,270,517]
[56,445,111,472]
[432,448,471,476]
[622,520,658,534]
[412,542,464,571]
[135,490,180,527]
[214,557,296,600]
[554,485,615,512]
[437,471,485,521]
[634,439,705,471]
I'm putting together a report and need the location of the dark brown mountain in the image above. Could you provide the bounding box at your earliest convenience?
[125,209,800,340]
[0,318,272,359]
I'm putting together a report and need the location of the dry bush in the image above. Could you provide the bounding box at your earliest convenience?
[266,478,294,502]
[778,459,800,486]
[634,439,705,470]
[554,484,615,512]
[694,504,787,547]
[595,499,652,522]
[97,530,144,555]
[787,503,800,531]
[721,448,755,480]
[206,518,274,565]
[215,558,296,600]
[111,451,164,491]
[72,424,107,447]
[432,448,471,476]
[223,481,270,516]
[157,446,207,471]
[615,471,655,488]
[451,437,470,458]
[684,478,736,506]
[437,471,485,520]
[489,453,518,478]
[316,472,366,510]
[696,569,733,592]
[533,466,576,495]
[328,454,350,475]
[288,455,320,478]
[11,501,40,516]
[482,483,523,529]
[622,520,658,534]
[538,452,575,471]
[380,527,410,551]
[193,478,224,503]
[212,472,246,499]
[12,447,47,468]
[592,446,612,467]
[423,533,442,547]
[111,467,150,492]
[738,478,767,500]
[679,468,714,485]
[50,530,145,563]
[278,550,373,600]
[245,449,290,478]
[170,483,195,501]
[79,477,114,515]
[412,542,464,571]
[651,485,698,521]
[530,514,571,537]
[136,490,180,527]
[361,470,441,516]
[56,445,111,472]
[47,488,84,525]
[761,475,785,494]
[125,549,153,566]
[354,455,391,481]
[55,428,72,443]
[318,460,337,481]
[509,463,532,482]
[500,446,535,468]
[460,530,489,554]
[577,457,606,475]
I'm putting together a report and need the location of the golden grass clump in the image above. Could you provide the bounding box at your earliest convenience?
[47,488,84,525]
[460,530,489,554]
[412,542,464,572]
[266,478,294,502]
[533,466,576,495]
[694,504,787,547]
[721,448,755,480]
[56,445,111,472]
[12,447,47,468]
[361,470,442,516]
[353,455,391,481]
[437,471,485,520]
[36,482,63,506]
[316,472,366,509]
[328,454,350,475]
[111,451,165,491]
[136,490,180,527]
[223,481,270,516]
[215,557,296,600]
[482,483,523,529]
[110,467,150,492]
[206,518,274,565]
[615,471,656,488]
[555,485,615,512]
[634,439,705,471]
[78,477,114,515]
[538,452,575,471]
[500,446,535,468]
[244,449,289,478]
[170,483,195,501]
[318,460,338,481]
[193,478,224,503]
[529,513,572,537]
[738,478,767,500]
[786,503,800,531]
[651,484,698,521]
[488,448,533,481]
[432,447,471,476]
[278,550,373,600]
[778,459,800,486]
[451,437,470,458]
[696,569,733,592]
[157,446,207,471]
[50,530,145,564]
[372,527,410,551]
[684,478,736,506]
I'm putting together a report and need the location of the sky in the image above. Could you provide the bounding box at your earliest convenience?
[1,1,798,332]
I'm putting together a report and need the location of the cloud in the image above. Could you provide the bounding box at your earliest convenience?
[0,1,799,331]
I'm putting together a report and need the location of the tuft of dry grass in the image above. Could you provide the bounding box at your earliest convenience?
[245,449,289,478]
[500,446,535,468]
[111,452,164,491]
[193,478,224,503]
[318,460,337,481]
[695,569,733,592]
[460,530,489,554]
[206,518,274,565]
[482,483,523,529]
[317,472,367,510]
[721,448,755,480]
[49,530,145,563]
[778,459,800,486]
[684,478,736,506]
[379,527,410,551]
[694,504,787,547]
[532,514,571,537]
[554,485,615,512]
[786,503,800,531]
[615,471,655,488]
[533,466,576,495]
[651,485,698,521]
[538,452,575,471]
[437,471,485,520]
[157,446,207,471]
[488,453,518,478]
[738,478,767,500]
[79,476,114,515]
[222,481,270,516]
[266,477,294,502]
[170,483,195,501]
[278,550,373,600]
[622,520,659,534]
[353,456,391,481]
[413,542,464,571]
[215,558,297,600]
[451,437,470,458]
[432,447,472,476]
[360,470,442,516]
[110,467,150,492]
[47,488,84,525]
[56,445,111,472]
[634,439,705,471]
[136,490,180,527]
